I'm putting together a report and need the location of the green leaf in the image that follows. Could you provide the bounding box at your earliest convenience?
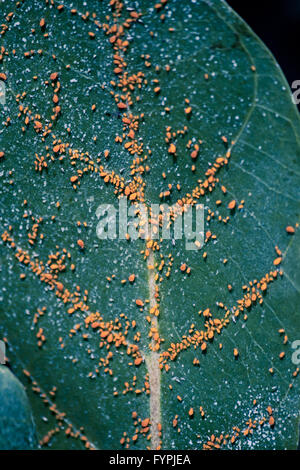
[0,365,36,449]
[0,0,299,450]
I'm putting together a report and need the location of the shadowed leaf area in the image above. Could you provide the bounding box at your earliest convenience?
[0,0,299,450]
[0,366,36,449]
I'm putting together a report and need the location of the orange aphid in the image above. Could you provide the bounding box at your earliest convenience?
[141,418,150,428]
[228,200,236,210]
[286,226,295,234]
[77,239,84,249]
[188,408,194,417]
[128,274,136,283]
[0,151,5,159]
[168,143,176,154]
[273,257,282,266]
[233,348,239,358]
[50,72,58,81]
[136,299,144,307]
[39,18,45,28]
[269,416,275,427]
[56,282,64,292]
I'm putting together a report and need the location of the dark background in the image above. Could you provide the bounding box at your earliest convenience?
[227,0,300,104]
